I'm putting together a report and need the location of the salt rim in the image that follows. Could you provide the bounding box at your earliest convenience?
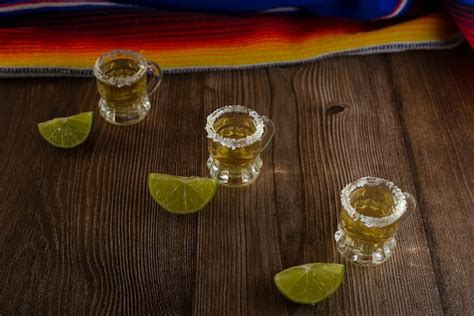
[93,49,147,88]
[205,105,265,150]
[341,176,408,228]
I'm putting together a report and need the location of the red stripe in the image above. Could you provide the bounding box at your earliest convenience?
[0,12,368,45]
[0,10,462,53]
[0,24,446,52]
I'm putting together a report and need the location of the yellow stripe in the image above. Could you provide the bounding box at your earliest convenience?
[0,13,458,69]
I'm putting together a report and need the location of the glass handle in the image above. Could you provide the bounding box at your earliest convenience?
[146,61,162,95]
[401,192,417,221]
[260,115,275,153]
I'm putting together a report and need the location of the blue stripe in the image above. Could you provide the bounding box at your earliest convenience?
[0,0,419,20]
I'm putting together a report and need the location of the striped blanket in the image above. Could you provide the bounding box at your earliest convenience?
[0,1,471,76]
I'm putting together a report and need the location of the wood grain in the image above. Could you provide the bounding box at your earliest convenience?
[390,47,474,314]
[0,45,473,315]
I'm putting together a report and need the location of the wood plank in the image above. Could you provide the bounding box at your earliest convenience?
[1,47,472,314]
[288,57,442,314]
[192,55,443,314]
[0,74,207,314]
[390,47,474,314]
[194,70,285,315]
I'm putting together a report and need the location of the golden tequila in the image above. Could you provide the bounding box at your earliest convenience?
[96,57,147,113]
[206,105,274,187]
[341,186,399,246]
[210,112,262,168]
[94,49,162,125]
[335,177,416,265]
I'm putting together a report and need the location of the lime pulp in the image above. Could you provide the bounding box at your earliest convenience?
[37,111,94,148]
[148,173,218,214]
[274,263,345,304]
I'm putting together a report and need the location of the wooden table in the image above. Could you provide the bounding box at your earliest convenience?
[1,45,473,315]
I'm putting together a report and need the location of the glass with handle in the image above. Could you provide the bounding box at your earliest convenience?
[205,105,274,187]
[94,49,162,126]
[334,176,417,265]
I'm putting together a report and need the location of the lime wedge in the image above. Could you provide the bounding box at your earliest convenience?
[37,111,94,148]
[274,263,345,305]
[148,173,218,214]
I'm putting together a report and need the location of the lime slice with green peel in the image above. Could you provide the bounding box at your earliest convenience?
[274,263,345,305]
[37,111,94,148]
[148,173,218,214]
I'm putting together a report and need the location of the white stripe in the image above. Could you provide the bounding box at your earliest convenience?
[0,2,128,13]
[383,0,408,19]
[261,7,300,13]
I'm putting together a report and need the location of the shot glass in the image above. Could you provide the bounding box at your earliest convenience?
[334,177,417,265]
[205,105,274,187]
[93,49,162,126]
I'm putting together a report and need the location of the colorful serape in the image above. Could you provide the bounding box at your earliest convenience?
[0,1,469,76]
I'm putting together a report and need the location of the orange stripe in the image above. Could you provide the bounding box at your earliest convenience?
[0,13,460,70]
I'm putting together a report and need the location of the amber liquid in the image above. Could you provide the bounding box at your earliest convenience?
[341,186,399,247]
[209,113,262,168]
[96,57,147,113]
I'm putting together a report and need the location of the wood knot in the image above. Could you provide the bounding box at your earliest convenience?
[327,104,346,115]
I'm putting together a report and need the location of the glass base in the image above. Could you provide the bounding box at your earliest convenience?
[99,97,151,126]
[207,155,262,187]
[334,225,396,266]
